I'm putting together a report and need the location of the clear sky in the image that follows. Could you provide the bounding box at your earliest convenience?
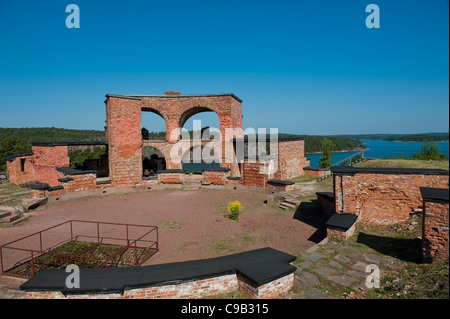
[0,0,448,135]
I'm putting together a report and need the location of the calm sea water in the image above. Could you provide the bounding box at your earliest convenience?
[306,140,450,168]
[181,140,449,171]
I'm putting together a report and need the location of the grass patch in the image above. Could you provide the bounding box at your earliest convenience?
[210,234,264,256]
[356,159,449,170]
[159,220,183,231]
[289,175,318,183]
[0,182,31,206]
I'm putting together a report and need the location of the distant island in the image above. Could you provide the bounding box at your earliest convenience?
[0,127,447,154]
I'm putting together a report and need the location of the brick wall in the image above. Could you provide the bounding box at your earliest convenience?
[106,96,143,186]
[272,140,310,180]
[421,188,449,263]
[158,171,185,184]
[237,273,294,299]
[56,171,97,194]
[327,225,356,240]
[6,146,70,187]
[24,272,294,299]
[332,167,449,225]
[241,160,271,187]
[106,93,243,187]
[6,154,35,185]
[201,169,230,185]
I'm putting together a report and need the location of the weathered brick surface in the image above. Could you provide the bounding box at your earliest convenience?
[237,273,294,299]
[272,140,310,180]
[56,171,97,193]
[105,93,243,186]
[158,172,184,184]
[6,154,35,185]
[7,146,70,187]
[333,173,449,225]
[202,170,230,185]
[32,146,70,186]
[241,160,270,187]
[327,224,356,240]
[25,272,294,299]
[106,96,142,186]
[422,199,449,263]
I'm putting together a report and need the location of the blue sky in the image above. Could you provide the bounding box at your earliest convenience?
[0,0,448,135]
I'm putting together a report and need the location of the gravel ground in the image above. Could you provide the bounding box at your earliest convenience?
[0,187,324,291]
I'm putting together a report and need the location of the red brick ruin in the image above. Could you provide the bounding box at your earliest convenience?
[6,91,310,197]
[5,91,449,264]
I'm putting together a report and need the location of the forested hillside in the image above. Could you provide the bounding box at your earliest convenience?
[278,134,365,153]
[0,127,106,143]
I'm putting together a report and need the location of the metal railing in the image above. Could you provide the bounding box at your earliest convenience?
[317,151,367,181]
[0,220,158,279]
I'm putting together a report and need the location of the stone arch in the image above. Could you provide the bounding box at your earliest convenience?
[179,106,216,129]
[140,99,169,120]
[106,93,243,183]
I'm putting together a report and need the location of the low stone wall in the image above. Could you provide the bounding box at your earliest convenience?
[326,224,356,240]
[332,167,449,225]
[25,274,239,299]
[21,248,296,300]
[303,166,330,178]
[237,273,294,299]
[421,187,449,263]
[201,168,230,185]
[157,170,185,184]
[24,272,294,299]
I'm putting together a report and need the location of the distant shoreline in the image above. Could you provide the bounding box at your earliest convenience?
[305,148,367,155]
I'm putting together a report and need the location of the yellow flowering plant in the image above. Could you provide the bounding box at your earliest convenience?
[227,200,243,222]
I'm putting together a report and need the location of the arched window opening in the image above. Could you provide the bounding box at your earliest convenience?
[180,110,220,140]
[141,110,166,140]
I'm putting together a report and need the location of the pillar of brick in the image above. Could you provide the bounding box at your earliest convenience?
[106,96,142,185]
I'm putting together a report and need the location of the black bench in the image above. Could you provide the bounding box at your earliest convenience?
[325,213,358,232]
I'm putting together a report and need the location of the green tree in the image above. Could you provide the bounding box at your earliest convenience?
[0,136,32,171]
[410,140,448,161]
[68,146,107,168]
[318,138,335,168]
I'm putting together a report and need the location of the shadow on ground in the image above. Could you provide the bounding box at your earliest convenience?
[356,232,422,263]
[293,201,328,244]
